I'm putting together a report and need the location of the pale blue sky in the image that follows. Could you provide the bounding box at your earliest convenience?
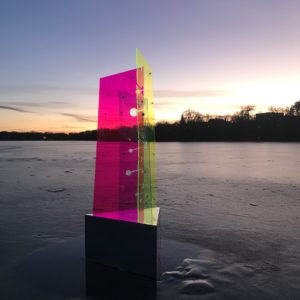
[1,0,300,131]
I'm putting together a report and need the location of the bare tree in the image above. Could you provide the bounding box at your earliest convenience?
[268,106,289,115]
[202,114,214,122]
[289,100,300,116]
[232,105,256,122]
[180,109,203,124]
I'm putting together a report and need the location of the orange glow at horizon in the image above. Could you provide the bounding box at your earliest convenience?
[1,75,299,132]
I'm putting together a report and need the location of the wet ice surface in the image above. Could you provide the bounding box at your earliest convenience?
[0,141,300,299]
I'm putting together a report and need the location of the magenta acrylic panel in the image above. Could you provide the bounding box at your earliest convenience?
[93,69,138,221]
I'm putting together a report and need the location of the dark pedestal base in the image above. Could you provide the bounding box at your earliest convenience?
[86,261,156,298]
[85,210,159,280]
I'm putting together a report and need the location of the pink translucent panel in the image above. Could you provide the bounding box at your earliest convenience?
[93,209,139,223]
[93,69,138,220]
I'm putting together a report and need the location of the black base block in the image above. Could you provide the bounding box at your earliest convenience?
[86,261,156,298]
[85,210,159,279]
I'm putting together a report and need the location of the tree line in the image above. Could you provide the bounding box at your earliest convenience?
[156,100,300,141]
[1,101,300,141]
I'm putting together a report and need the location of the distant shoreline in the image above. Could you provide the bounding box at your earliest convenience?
[1,135,300,143]
[1,110,300,142]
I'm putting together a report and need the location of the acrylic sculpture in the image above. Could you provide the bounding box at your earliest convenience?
[85,49,159,280]
[93,49,158,225]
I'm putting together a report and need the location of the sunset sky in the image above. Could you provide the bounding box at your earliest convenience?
[1,0,300,132]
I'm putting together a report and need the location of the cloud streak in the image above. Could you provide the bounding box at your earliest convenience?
[0,105,33,113]
[1,85,230,101]
[1,85,229,99]
[0,101,66,107]
[60,113,96,123]
[0,85,96,96]
[155,89,230,98]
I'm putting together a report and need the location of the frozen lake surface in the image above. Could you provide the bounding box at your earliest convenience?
[0,141,299,299]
